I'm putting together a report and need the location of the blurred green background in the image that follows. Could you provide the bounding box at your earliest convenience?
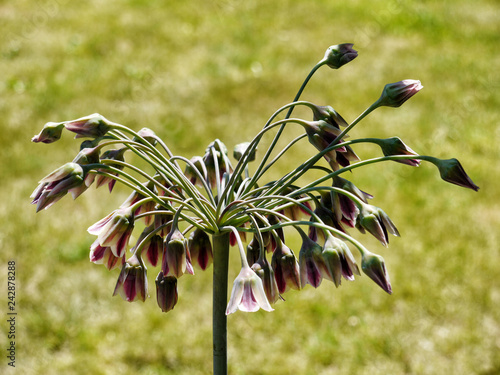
[1,0,499,374]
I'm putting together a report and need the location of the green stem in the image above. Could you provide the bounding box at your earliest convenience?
[212,232,230,375]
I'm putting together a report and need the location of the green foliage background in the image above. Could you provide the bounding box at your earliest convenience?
[1,0,499,374]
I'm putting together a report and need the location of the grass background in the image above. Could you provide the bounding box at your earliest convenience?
[1,0,499,374]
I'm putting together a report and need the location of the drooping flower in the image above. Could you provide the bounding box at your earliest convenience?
[162,227,194,278]
[30,162,87,212]
[87,207,135,258]
[31,122,65,143]
[155,272,178,312]
[329,177,373,227]
[271,239,301,294]
[130,225,162,267]
[361,252,392,294]
[226,265,274,314]
[133,127,159,146]
[203,140,233,190]
[113,254,148,302]
[188,228,213,270]
[95,148,127,192]
[323,43,358,69]
[321,234,360,287]
[89,239,123,270]
[357,204,399,247]
[120,181,156,225]
[298,234,328,288]
[64,113,111,139]
[376,80,423,108]
[251,256,280,304]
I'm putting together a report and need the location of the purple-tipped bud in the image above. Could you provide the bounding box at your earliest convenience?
[251,256,280,304]
[113,254,148,302]
[88,207,135,258]
[156,272,178,312]
[431,158,479,191]
[357,204,399,247]
[188,228,213,270]
[323,43,358,69]
[31,122,65,143]
[361,252,392,294]
[377,80,423,108]
[226,265,274,314]
[233,142,256,162]
[162,227,194,278]
[64,113,111,139]
[271,240,301,294]
[298,235,328,288]
[379,137,420,166]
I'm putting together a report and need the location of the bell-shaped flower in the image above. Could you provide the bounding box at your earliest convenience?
[323,43,358,69]
[308,205,345,244]
[203,139,233,190]
[251,256,280,305]
[376,80,423,108]
[113,254,148,302]
[130,225,162,267]
[278,186,313,221]
[271,240,301,294]
[89,239,123,270]
[310,104,348,129]
[31,122,65,143]
[361,252,392,294]
[226,265,274,314]
[64,113,111,139]
[298,234,328,288]
[357,204,399,247]
[154,212,173,238]
[329,177,372,227]
[378,137,420,166]
[31,162,87,212]
[162,227,194,278]
[95,148,127,192]
[156,272,178,312]
[322,234,360,287]
[87,207,135,258]
[430,157,479,192]
[188,228,213,270]
[302,120,359,171]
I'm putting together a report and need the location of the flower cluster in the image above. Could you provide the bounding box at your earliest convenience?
[31,43,478,316]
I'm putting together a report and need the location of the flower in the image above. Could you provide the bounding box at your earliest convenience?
[89,239,123,270]
[162,227,194,278]
[87,207,135,258]
[133,127,159,146]
[357,204,399,247]
[31,122,65,143]
[188,228,213,270]
[302,120,359,171]
[130,225,162,267]
[184,156,207,187]
[113,254,148,302]
[361,252,392,294]
[322,234,360,287]
[203,140,233,190]
[64,113,111,138]
[327,177,373,227]
[233,142,257,162]
[251,256,280,304]
[430,158,479,192]
[226,265,274,314]
[120,181,156,225]
[271,240,301,294]
[30,162,87,212]
[298,235,328,288]
[376,80,423,108]
[323,43,358,69]
[155,272,178,312]
[95,148,127,192]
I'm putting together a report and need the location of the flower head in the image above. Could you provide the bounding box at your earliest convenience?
[361,252,392,294]
[113,254,148,302]
[226,265,274,314]
[87,207,135,258]
[155,272,178,312]
[31,122,65,143]
[377,80,423,108]
[323,43,358,69]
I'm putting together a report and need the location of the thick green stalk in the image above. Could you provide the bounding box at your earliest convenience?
[212,232,230,375]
